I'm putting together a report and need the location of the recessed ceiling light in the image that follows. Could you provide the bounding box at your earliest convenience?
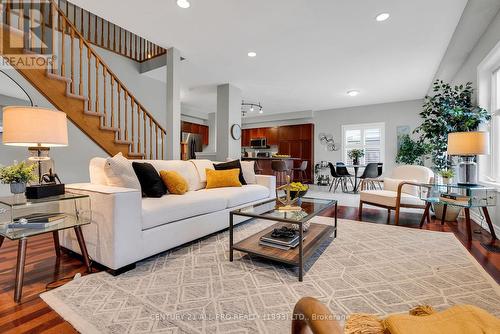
[375,13,390,22]
[347,90,360,97]
[259,108,263,114]
[177,0,190,9]
[247,51,257,57]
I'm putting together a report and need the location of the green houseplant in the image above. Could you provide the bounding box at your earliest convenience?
[414,80,490,171]
[414,80,490,221]
[395,134,431,165]
[0,161,37,194]
[347,149,365,165]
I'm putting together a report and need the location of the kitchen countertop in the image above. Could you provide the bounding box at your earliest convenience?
[242,157,301,160]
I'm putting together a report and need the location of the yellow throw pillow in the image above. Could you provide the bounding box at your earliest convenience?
[205,168,242,189]
[160,170,188,195]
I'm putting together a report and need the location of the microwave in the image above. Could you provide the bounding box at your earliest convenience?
[250,138,267,148]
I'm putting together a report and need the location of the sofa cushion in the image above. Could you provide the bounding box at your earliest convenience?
[241,161,257,184]
[142,191,228,230]
[199,184,270,208]
[141,160,201,191]
[132,162,167,198]
[189,159,214,188]
[214,160,247,185]
[360,190,424,208]
[104,153,141,190]
[160,170,188,195]
[206,169,242,189]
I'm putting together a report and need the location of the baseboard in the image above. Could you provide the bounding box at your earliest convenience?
[470,209,500,237]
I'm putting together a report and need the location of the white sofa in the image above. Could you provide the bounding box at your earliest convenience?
[59,158,276,272]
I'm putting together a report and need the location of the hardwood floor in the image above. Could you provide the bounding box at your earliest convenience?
[0,206,498,333]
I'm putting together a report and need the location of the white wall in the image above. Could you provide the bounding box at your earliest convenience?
[445,9,500,231]
[313,100,423,176]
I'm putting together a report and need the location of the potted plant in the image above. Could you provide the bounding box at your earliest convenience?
[347,149,365,165]
[438,169,455,184]
[396,134,431,165]
[414,80,491,221]
[0,161,36,194]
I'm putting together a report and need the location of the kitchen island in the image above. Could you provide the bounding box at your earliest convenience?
[242,157,301,181]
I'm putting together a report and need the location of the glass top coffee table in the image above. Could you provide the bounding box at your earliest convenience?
[229,197,337,281]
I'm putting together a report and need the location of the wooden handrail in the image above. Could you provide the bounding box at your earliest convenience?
[51,1,166,134]
[4,1,166,159]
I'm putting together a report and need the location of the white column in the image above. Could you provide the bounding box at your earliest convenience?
[216,84,241,162]
[166,47,181,160]
[206,112,216,152]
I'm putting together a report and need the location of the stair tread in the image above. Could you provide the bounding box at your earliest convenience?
[115,139,133,145]
[100,126,120,132]
[84,110,104,117]
[128,152,146,157]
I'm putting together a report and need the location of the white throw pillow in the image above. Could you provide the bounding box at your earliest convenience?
[104,152,141,190]
[383,177,419,197]
[240,160,257,184]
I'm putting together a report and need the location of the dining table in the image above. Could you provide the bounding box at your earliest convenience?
[343,164,366,193]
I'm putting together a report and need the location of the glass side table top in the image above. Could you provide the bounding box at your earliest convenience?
[231,197,336,224]
[0,193,91,240]
[419,183,497,208]
[0,192,89,207]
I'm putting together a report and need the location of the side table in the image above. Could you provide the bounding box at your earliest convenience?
[0,193,92,303]
[419,184,497,246]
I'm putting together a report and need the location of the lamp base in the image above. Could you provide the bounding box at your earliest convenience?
[457,156,478,185]
[25,184,65,199]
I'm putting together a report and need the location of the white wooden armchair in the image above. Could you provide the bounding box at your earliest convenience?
[358,165,434,225]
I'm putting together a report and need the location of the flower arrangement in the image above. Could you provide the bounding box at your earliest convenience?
[0,161,37,184]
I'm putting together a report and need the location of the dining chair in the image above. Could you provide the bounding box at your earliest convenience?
[272,160,290,186]
[328,163,346,192]
[358,163,380,190]
[335,162,354,191]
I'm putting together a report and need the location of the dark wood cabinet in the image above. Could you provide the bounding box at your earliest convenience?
[181,121,209,146]
[242,123,314,182]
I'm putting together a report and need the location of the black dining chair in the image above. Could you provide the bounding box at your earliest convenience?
[358,163,380,190]
[328,163,345,192]
[335,162,354,191]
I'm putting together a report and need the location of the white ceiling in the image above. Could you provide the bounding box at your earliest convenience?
[70,0,467,115]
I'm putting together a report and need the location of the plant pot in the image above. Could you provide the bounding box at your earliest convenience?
[433,203,461,222]
[442,177,452,185]
[10,182,26,194]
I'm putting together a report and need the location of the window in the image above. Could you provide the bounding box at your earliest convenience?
[342,123,385,165]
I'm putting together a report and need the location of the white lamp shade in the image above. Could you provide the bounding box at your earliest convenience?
[447,131,490,155]
[2,106,68,147]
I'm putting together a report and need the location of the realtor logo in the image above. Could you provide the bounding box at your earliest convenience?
[0,0,58,69]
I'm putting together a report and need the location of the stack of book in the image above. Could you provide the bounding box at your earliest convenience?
[259,229,302,250]
[439,193,470,206]
[8,213,66,229]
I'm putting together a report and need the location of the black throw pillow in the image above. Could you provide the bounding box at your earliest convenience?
[213,160,247,185]
[132,162,167,198]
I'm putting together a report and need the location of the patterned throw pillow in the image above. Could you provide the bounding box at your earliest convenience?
[103,152,141,190]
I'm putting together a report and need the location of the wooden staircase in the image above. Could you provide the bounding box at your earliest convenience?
[1,0,166,159]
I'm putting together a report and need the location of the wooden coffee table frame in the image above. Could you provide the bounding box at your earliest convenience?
[229,199,337,281]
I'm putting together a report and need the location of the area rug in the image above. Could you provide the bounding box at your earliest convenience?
[41,218,500,334]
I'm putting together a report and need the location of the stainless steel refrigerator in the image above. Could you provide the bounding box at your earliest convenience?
[182,132,203,160]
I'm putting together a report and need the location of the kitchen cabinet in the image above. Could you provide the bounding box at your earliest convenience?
[181,121,209,146]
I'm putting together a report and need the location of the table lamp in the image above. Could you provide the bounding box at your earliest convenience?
[2,106,68,198]
[447,131,489,186]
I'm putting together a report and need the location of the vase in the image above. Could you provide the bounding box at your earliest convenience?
[353,158,359,165]
[10,182,26,194]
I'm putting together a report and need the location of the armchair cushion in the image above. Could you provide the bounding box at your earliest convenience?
[384,178,418,197]
[361,190,424,207]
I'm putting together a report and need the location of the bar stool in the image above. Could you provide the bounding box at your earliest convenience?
[254,161,264,175]
[272,160,290,186]
[293,161,308,182]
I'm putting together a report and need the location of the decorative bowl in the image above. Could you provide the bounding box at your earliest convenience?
[286,188,308,199]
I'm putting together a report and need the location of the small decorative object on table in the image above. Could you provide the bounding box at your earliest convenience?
[276,176,308,211]
[438,169,455,185]
[0,161,37,195]
[347,149,364,165]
